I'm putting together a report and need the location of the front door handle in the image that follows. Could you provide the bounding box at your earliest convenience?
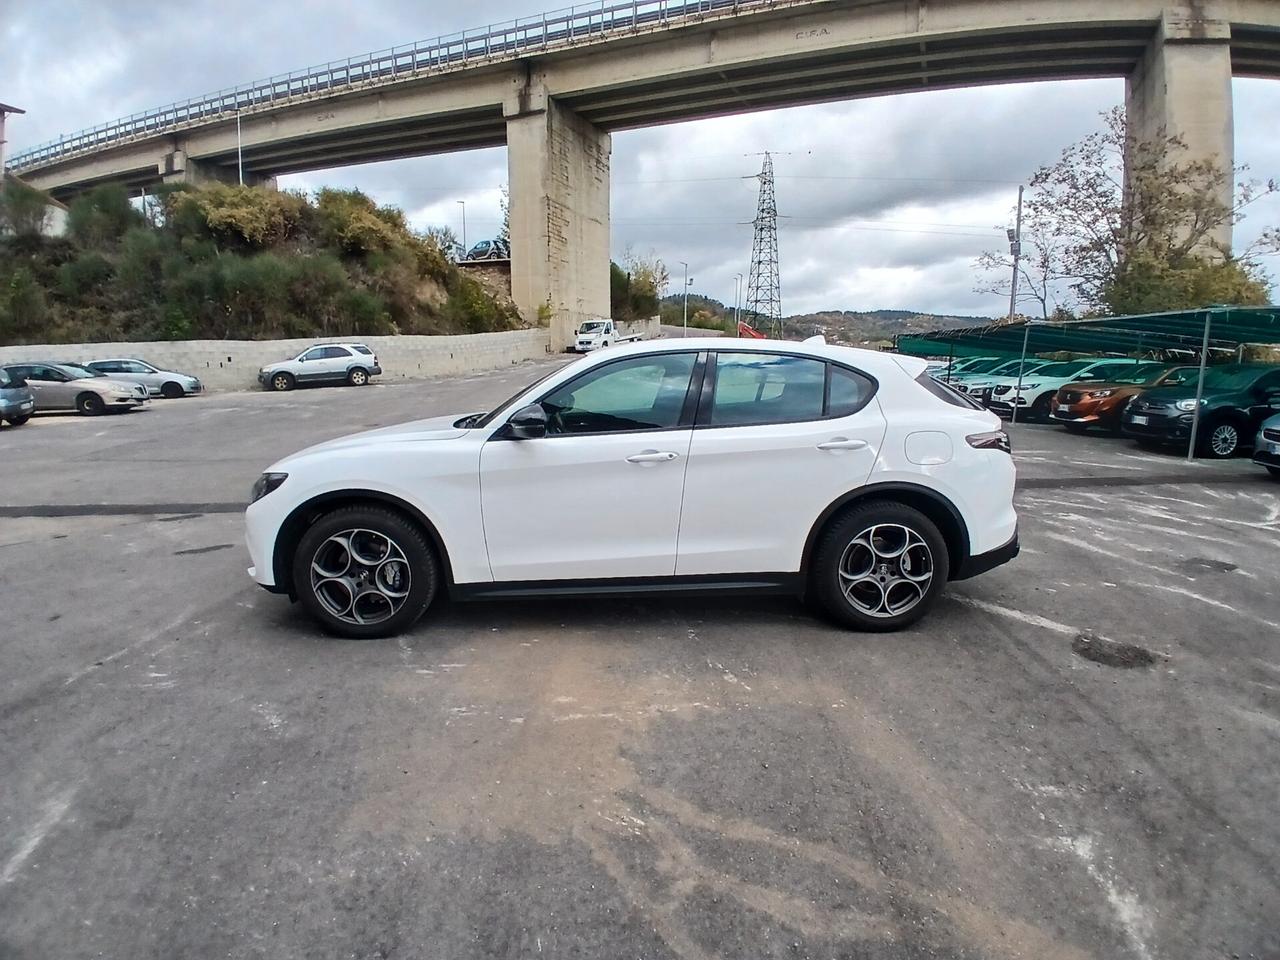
[817,438,868,451]
[626,451,679,463]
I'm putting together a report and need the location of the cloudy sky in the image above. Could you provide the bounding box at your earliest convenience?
[4,0,1278,317]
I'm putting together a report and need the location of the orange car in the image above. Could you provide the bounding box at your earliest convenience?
[1051,363,1198,433]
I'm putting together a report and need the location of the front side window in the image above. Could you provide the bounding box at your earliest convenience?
[300,348,326,362]
[540,353,696,435]
[709,353,826,426]
[121,361,153,374]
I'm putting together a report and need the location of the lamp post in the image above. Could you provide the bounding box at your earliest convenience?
[679,261,692,337]
[457,200,467,254]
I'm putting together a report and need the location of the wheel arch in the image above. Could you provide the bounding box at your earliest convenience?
[800,482,971,582]
[272,490,455,598]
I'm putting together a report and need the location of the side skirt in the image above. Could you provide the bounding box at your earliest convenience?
[452,573,805,602]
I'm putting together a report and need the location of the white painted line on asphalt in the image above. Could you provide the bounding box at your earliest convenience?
[1132,581,1280,630]
[1062,459,1145,471]
[1044,835,1154,960]
[1039,532,1194,582]
[63,603,207,687]
[950,596,1078,636]
[1,788,75,885]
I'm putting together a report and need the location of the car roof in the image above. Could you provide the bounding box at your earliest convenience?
[596,337,925,378]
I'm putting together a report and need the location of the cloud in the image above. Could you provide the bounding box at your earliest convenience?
[6,2,1276,317]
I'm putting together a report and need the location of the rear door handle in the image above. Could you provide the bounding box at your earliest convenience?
[626,451,679,463]
[817,438,868,451]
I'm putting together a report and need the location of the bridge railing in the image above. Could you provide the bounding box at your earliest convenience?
[7,0,768,172]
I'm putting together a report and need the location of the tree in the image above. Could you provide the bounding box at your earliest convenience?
[498,184,510,245]
[421,225,460,259]
[979,107,1277,317]
[0,176,51,237]
[975,219,1074,320]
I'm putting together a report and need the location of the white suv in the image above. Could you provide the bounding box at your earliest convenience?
[258,343,382,391]
[987,357,1141,419]
[245,339,1018,638]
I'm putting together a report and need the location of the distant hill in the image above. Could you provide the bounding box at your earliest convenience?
[783,310,988,344]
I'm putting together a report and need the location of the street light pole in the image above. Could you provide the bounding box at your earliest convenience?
[680,261,690,337]
[1007,184,1024,320]
[457,200,467,253]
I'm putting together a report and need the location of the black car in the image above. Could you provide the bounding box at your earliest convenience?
[1121,364,1280,458]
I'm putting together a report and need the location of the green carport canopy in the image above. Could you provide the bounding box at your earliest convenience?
[896,306,1280,360]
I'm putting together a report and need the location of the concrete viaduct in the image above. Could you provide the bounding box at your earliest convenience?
[8,0,1280,348]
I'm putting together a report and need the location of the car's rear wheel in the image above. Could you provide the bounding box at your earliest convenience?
[347,367,369,386]
[293,505,439,639]
[7,415,30,426]
[811,502,950,631]
[160,381,184,399]
[270,372,295,392]
[76,393,105,416]
[1199,419,1241,459]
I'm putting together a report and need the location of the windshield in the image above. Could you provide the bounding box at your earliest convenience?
[986,358,1046,377]
[1113,363,1170,384]
[473,366,566,428]
[1031,360,1091,378]
[579,322,606,334]
[954,358,1005,374]
[58,363,103,379]
[1202,366,1272,390]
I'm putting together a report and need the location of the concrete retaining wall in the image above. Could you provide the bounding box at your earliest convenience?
[0,329,554,392]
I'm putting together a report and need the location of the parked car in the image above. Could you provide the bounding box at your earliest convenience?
[572,319,643,353]
[987,357,1141,420]
[1253,413,1280,478]
[0,366,36,426]
[1122,364,1280,458]
[84,358,202,398]
[929,356,1000,383]
[1050,363,1197,433]
[258,343,382,392]
[0,362,149,415]
[245,338,1019,639]
[463,239,510,261]
[950,358,1055,404]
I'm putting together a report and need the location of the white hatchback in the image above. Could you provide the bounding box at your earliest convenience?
[245,339,1018,638]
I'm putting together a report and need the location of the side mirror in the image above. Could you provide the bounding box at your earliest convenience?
[505,403,548,440]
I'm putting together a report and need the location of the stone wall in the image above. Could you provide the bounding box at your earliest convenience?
[0,329,554,392]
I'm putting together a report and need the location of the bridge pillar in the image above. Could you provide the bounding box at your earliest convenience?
[505,79,611,351]
[158,150,276,191]
[1126,7,1234,251]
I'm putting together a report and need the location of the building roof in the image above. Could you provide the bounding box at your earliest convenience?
[1,170,69,210]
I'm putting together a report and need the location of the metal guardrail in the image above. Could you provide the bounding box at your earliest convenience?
[7,0,776,172]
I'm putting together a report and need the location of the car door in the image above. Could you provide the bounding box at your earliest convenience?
[321,346,353,381]
[23,365,76,410]
[479,351,700,582]
[675,351,887,576]
[119,360,161,392]
[1245,370,1280,431]
[294,347,328,382]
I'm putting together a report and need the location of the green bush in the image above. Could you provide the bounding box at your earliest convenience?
[57,252,114,302]
[67,184,142,246]
[0,266,49,337]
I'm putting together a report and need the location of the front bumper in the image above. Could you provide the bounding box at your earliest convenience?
[953,527,1019,581]
[1252,438,1280,469]
[1122,409,1193,443]
[105,396,148,410]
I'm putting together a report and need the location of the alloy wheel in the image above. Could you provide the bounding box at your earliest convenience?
[837,524,935,619]
[310,528,411,626]
[1210,424,1239,457]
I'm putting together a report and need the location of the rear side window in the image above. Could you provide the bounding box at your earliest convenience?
[916,371,984,409]
[706,353,876,426]
[352,345,373,355]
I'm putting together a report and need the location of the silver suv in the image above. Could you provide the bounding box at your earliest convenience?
[257,343,383,392]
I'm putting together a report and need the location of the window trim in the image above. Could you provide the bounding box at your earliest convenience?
[694,349,879,429]
[497,349,707,439]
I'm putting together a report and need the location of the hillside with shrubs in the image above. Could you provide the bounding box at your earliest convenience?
[0,181,524,344]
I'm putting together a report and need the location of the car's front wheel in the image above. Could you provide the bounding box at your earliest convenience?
[7,415,30,426]
[292,505,439,639]
[1199,419,1241,459]
[811,502,949,631]
[270,371,295,392]
[76,393,105,416]
[160,381,184,399]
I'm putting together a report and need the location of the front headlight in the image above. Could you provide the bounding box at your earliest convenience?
[250,472,288,503]
[1019,382,1041,390]
[1088,389,1115,399]
[1175,399,1202,412]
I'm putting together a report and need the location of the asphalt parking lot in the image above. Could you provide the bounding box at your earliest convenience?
[2,362,1278,960]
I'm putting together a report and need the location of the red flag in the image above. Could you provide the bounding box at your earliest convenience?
[737,321,766,339]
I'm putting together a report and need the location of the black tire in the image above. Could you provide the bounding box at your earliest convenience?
[346,367,370,387]
[8,415,30,426]
[292,505,439,639]
[810,501,950,632]
[1198,418,1241,459]
[1063,423,1088,435]
[1028,392,1054,422]
[269,371,295,392]
[76,392,105,416]
[1267,466,1280,479]
[602,341,610,348]
[1108,397,1134,434]
[160,381,184,399]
